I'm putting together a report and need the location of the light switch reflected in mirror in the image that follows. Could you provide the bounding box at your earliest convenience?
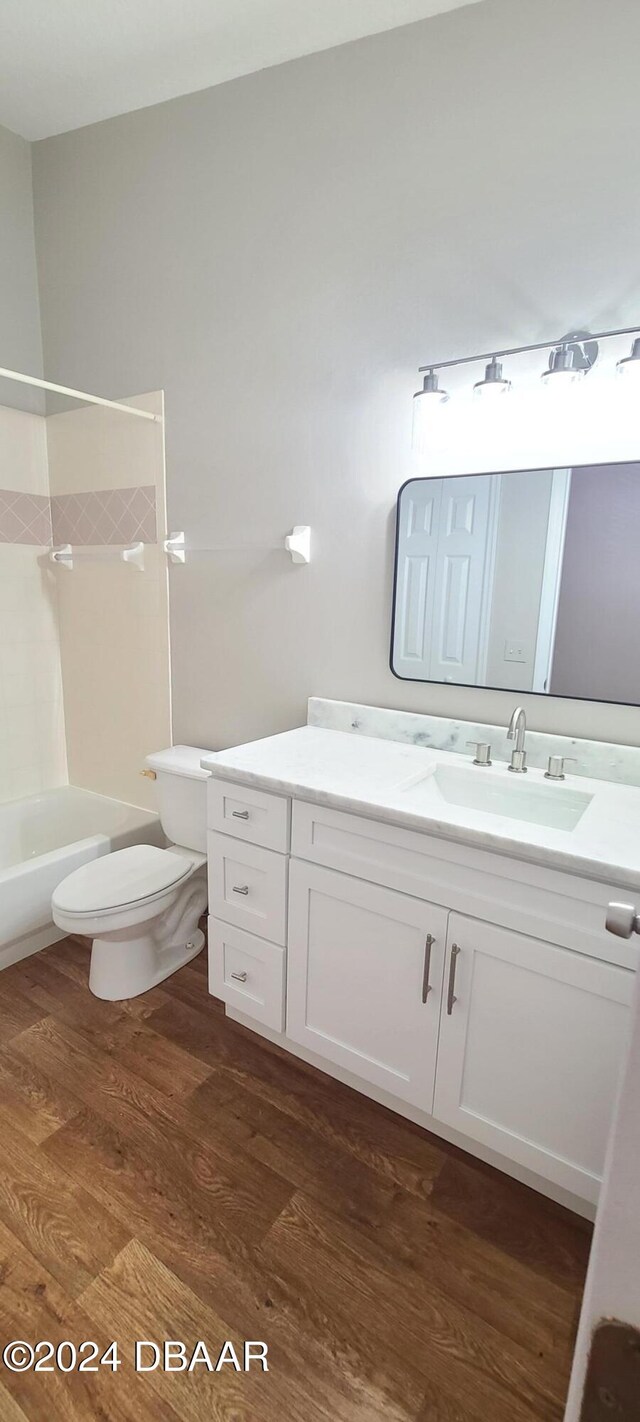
[390,460,640,705]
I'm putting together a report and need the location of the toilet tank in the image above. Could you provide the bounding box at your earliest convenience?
[145,746,212,853]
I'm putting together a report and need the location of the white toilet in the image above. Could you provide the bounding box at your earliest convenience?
[52,746,211,1001]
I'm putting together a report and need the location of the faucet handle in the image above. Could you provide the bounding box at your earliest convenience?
[544,754,577,781]
[466,740,492,766]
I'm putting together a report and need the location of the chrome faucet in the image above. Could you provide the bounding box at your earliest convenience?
[507,706,528,773]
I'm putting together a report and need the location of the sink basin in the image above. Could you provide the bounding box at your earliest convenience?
[401,763,593,831]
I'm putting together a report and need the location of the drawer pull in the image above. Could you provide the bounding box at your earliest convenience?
[447,943,461,1015]
[232,884,250,896]
[232,809,250,820]
[422,933,435,1003]
[231,970,248,982]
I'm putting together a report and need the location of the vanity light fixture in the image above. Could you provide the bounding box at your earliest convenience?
[415,321,640,410]
[473,356,511,397]
[617,336,640,378]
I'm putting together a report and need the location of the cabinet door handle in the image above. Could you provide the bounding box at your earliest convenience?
[232,809,250,820]
[231,970,248,982]
[447,943,461,1015]
[232,884,249,895]
[422,934,435,1002]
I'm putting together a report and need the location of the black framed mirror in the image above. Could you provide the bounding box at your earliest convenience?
[390,461,640,705]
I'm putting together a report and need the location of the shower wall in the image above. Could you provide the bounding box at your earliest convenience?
[0,388,171,811]
[46,391,171,809]
[0,404,67,803]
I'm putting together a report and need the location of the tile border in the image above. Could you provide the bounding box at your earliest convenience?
[0,490,52,545]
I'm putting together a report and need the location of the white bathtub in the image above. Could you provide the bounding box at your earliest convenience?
[0,786,164,968]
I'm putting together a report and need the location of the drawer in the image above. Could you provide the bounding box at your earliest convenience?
[208,778,290,852]
[208,917,285,1031]
[207,831,287,944]
[291,799,639,970]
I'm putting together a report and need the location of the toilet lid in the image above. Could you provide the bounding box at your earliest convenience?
[53,845,194,915]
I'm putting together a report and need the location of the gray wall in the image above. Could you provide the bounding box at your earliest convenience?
[551,464,640,705]
[0,123,43,411]
[32,0,640,750]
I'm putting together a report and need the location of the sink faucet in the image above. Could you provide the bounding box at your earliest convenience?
[507,706,528,773]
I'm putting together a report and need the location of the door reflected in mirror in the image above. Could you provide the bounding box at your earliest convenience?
[391,461,640,704]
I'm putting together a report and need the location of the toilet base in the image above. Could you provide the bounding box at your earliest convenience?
[89,925,205,1001]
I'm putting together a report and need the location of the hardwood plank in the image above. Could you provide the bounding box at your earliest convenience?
[0,1119,129,1298]
[261,1191,569,1422]
[0,1040,81,1144]
[81,1236,357,1422]
[35,1058,422,1416]
[8,956,129,1040]
[117,986,174,1020]
[0,1384,30,1422]
[150,996,446,1196]
[157,958,223,1014]
[0,987,48,1045]
[62,1011,214,1099]
[186,1072,401,1231]
[0,1218,180,1422]
[41,936,89,979]
[7,1010,251,1171]
[364,1187,581,1366]
[16,1018,291,1239]
[431,1154,591,1291]
[77,1081,426,1422]
[109,1014,213,1094]
[146,993,241,1063]
[179,1228,428,1419]
[145,1208,428,1422]
[0,943,586,1422]
[0,957,47,992]
[43,1101,289,1268]
[188,1073,580,1366]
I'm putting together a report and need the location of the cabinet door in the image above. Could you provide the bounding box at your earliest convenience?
[287,859,448,1110]
[434,913,634,1202]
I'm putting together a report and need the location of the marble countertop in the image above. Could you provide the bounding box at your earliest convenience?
[202,725,640,891]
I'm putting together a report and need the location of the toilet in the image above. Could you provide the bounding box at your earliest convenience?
[52,746,211,1001]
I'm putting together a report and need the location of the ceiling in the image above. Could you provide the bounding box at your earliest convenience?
[0,0,484,141]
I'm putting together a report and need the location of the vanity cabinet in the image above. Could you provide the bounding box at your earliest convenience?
[207,830,288,945]
[208,918,285,1032]
[207,778,635,1211]
[287,860,448,1110]
[434,914,633,1200]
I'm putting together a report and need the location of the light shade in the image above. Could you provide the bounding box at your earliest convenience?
[412,370,448,448]
[617,337,640,378]
[473,356,511,398]
[541,346,584,385]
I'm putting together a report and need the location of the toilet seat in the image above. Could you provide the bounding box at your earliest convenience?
[52,844,196,920]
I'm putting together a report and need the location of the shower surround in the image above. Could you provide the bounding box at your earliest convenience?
[0,389,170,810]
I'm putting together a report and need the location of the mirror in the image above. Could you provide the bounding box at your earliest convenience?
[391,461,640,704]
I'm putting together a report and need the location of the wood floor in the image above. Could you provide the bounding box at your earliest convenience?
[0,937,591,1421]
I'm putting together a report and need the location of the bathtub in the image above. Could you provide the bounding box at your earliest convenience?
[0,786,164,968]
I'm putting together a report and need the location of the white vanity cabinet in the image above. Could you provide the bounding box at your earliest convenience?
[207,776,635,1211]
[287,860,448,1110]
[434,915,633,1201]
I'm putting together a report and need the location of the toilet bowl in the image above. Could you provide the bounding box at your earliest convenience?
[51,746,212,1000]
